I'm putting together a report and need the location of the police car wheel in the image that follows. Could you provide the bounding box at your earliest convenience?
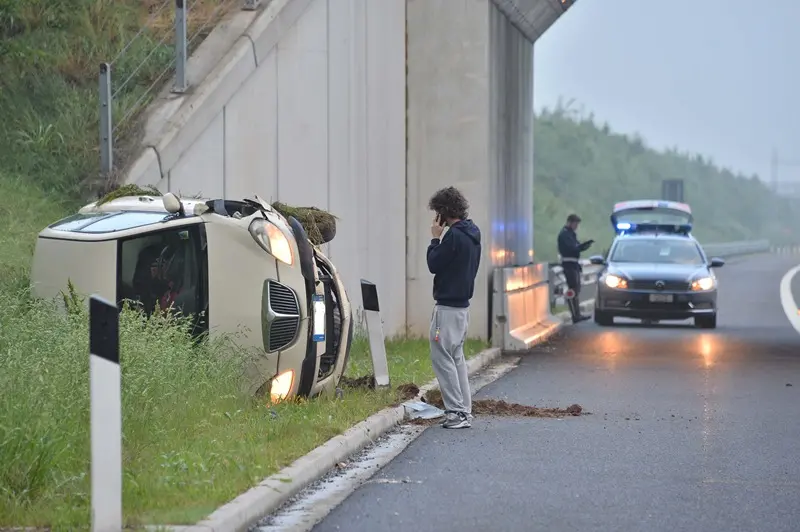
[694,314,717,329]
[594,310,613,326]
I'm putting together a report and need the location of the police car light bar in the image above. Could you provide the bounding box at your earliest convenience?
[613,199,692,215]
[615,222,693,235]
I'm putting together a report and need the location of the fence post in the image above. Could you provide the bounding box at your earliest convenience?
[173,0,188,93]
[89,295,122,532]
[98,63,113,177]
[360,280,390,389]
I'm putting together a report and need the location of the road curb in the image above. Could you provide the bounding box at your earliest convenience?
[168,347,505,532]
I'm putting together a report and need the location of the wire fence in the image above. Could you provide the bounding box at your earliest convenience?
[99,0,262,178]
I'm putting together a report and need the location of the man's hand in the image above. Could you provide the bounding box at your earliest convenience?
[586,239,595,246]
[431,216,444,239]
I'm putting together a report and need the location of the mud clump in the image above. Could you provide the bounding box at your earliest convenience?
[423,389,583,418]
[97,183,161,204]
[396,383,421,401]
[340,375,375,389]
[271,201,337,245]
[338,377,420,402]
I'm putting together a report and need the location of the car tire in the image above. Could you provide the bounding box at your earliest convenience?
[594,310,613,326]
[695,314,717,329]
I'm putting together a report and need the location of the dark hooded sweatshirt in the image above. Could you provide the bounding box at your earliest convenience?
[426,219,482,308]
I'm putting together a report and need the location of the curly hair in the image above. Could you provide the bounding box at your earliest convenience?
[428,186,469,221]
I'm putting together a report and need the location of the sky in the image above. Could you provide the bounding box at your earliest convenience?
[533,0,800,185]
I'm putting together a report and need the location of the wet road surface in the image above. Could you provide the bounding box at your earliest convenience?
[313,254,800,532]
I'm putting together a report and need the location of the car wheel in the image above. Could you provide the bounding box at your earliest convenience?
[695,314,717,329]
[594,310,613,326]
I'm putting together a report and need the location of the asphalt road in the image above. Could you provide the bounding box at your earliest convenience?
[313,254,800,532]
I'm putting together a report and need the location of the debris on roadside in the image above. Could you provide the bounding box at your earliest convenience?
[338,377,422,404]
[402,400,445,421]
[396,383,421,400]
[421,389,584,418]
[339,374,375,389]
[271,201,338,245]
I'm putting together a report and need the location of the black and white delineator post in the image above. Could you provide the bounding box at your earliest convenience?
[89,295,122,532]
[360,279,390,389]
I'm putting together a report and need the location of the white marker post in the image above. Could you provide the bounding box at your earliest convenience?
[89,295,122,532]
[360,279,390,389]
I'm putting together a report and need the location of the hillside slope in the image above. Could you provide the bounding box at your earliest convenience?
[532,106,799,261]
[0,0,227,281]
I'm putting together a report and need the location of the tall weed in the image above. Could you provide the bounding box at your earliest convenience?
[0,287,244,526]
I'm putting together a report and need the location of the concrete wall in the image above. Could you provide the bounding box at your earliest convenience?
[127,0,408,335]
[125,0,542,340]
[406,0,535,340]
[406,0,491,339]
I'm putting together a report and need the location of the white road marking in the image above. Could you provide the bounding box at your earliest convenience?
[779,263,800,335]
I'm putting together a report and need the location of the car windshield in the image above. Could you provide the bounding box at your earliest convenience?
[610,238,704,265]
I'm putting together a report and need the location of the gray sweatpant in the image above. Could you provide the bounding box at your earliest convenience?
[429,305,471,415]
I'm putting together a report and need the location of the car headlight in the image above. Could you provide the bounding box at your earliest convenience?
[691,277,715,291]
[249,218,294,265]
[604,274,628,289]
[270,369,294,403]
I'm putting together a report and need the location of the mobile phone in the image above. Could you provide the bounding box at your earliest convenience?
[437,213,445,227]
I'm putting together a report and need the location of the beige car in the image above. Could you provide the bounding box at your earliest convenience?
[30,192,354,401]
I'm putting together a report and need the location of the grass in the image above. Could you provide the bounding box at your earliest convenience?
[0,291,486,528]
[0,0,238,194]
[0,170,488,529]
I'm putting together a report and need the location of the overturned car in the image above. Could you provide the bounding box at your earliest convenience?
[30,192,353,401]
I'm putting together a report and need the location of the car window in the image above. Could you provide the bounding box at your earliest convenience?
[610,239,704,265]
[48,212,111,232]
[116,226,206,320]
[77,211,170,233]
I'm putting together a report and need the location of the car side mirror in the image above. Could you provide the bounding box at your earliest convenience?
[709,257,725,268]
[589,255,605,265]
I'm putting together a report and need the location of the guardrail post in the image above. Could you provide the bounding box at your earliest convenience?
[242,0,263,9]
[98,63,113,177]
[89,295,122,532]
[173,0,188,93]
[360,280,390,389]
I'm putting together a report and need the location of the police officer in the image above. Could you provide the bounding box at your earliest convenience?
[558,214,594,323]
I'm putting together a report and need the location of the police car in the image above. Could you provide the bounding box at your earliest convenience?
[590,200,724,328]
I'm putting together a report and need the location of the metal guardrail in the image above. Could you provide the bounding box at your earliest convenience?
[771,244,800,255]
[548,260,601,309]
[98,0,253,178]
[547,239,773,308]
[702,239,770,258]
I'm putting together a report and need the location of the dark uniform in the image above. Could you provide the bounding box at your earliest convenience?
[557,225,593,322]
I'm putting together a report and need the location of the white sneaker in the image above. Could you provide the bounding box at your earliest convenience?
[443,411,471,429]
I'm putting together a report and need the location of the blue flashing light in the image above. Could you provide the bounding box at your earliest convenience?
[615,222,693,236]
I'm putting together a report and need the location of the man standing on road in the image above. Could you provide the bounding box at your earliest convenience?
[558,213,594,324]
[427,186,482,430]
